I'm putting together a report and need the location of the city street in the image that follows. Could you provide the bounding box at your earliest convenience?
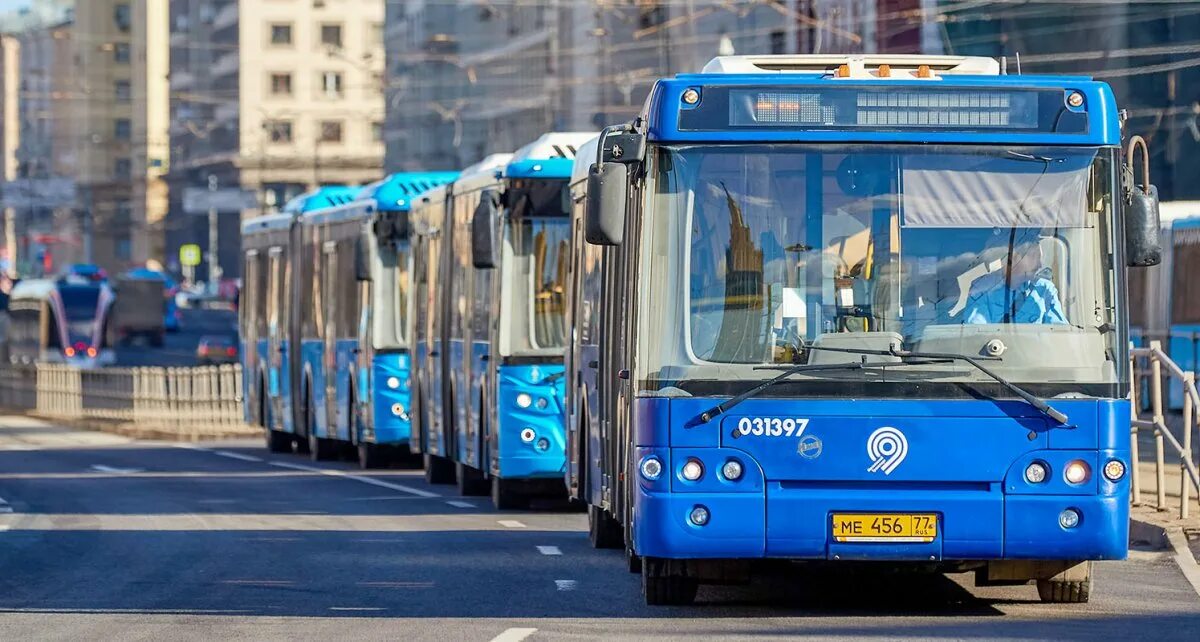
[112,308,237,368]
[1,415,1198,641]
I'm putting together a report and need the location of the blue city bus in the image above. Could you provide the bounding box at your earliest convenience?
[416,133,594,507]
[240,186,358,454]
[565,55,1161,605]
[305,173,458,466]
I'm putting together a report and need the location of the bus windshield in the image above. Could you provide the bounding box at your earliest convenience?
[636,144,1121,395]
[500,180,571,356]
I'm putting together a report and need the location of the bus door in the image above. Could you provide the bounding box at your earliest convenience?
[266,247,285,430]
[322,240,339,436]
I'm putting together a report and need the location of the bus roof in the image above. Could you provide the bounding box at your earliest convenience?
[570,136,601,186]
[504,132,596,180]
[9,278,57,302]
[1164,202,1200,229]
[281,185,359,214]
[644,54,1119,146]
[356,171,460,212]
[453,153,512,195]
[241,212,293,235]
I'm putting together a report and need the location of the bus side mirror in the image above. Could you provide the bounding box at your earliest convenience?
[354,234,372,282]
[471,189,500,269]
[1125,136,1162,268]
[585,162,627,246]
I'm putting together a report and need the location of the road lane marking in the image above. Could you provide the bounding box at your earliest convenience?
[536,545,562,556]
[211,450,262,463]
[356,581,435,588]
[491,628,538,642]
[498,520,526,528]
[446,500,474,508]
[554,580,577,591]
[328,607,386,612]
[221,579,295,587]
[90,465,144,475]
[266,460,441,498]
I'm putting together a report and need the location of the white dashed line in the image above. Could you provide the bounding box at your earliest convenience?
[210,450,262,463]
[446,500,474,508]
[0,524,9,531]
[490,627,538,642]
[536,546,562,556]
[554,579,577,591]
[267,460,441,498]
[498,520,527,529]
[90,465,143,475]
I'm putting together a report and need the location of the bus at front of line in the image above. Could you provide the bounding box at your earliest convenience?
[420,133,594,508]
[565,54,1161,605]
[240,185,358,455]
[301,172,458,467]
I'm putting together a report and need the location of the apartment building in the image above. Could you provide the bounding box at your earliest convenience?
[383,1,943,172]
[166,0,385,281]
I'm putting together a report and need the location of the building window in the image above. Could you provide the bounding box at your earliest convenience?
[369,22,384,47]
[320,23,343,49]
[269,73,292,95]
[320,71,343,99]
[265,120,293,144]
[114,42,131,64]
[318,121,343,143]
[114,80,131,102]
[269,23,292,46]
[114,3,131,33]
[116,236,132,261]
[371,121,384,143]
[114,158,132,178]
[114,119,132,140]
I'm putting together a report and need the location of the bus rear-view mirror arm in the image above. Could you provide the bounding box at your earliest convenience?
[585,124,645,246]
[471,189,501,269]
[1125,135,1162,268]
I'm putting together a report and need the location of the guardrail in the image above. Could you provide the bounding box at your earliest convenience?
[1131,340,1200,518]
[0,363,250,439]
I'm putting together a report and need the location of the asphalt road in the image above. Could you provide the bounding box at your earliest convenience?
[1,415,1199,641]
[112,308,237,368]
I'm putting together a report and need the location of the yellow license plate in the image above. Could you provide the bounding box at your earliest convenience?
[831,513,938,543]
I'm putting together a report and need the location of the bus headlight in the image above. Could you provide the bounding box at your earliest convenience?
[689,505,710,526]
[1059,508,1081,529]
[536,438,550,452]
[721,459,744,481]
[520,427,536,443]
[1024,461,1049,484]
[386,376,401,390]
[536,397,548,410]
[1103,459,1126,482]
[681,458,704,481]
[1064,460,1090,485]
[516,393,532,409]
[639,456,663,481]
[390,403,406,418]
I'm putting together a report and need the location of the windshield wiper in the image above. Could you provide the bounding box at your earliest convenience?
[538,371,566,385]
[798,343,1069,426]
[689,358,953,435]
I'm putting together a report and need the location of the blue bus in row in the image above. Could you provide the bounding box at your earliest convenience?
[565,54,1159,604]
[410,132,594,508]
[240,175,456,467]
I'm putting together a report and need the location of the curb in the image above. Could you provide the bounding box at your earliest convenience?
[1131,516,1200,598]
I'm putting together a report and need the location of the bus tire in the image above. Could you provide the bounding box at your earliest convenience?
[265,429,291,453]
[308,432,339,461]
[1036,562,1092,603]
[626,543,642,574]
[588,504,623,549]
[642,557,698,606]
[456,462,489,496]
[423,454,455,484]
[357,442,387,469]
[491,476,523,510]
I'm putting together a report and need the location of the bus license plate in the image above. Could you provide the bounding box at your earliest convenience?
[831,513,938,543]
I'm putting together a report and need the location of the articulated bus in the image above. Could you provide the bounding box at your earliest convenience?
[410,133,593,508]
[7,277,114,366]
[241,185,359,455]
[566,55,1159,605]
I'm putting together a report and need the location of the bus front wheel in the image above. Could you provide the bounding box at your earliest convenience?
[587,504,623,549]
[1036,561,1092,603]
[265,429,291,453]
[642,557,698,606]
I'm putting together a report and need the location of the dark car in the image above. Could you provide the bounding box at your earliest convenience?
[196,335,238,365]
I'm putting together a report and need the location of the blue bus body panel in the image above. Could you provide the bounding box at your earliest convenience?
[496,364,567,480]
[332,337,358,440]
[370,351,411,444]
[299,339,326,437]
[504,158,575,180]
[632,396,1129,561]
[646,74,1119,146]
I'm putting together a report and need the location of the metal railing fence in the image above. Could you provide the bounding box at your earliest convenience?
[1131,340,1200,518]
[0,363,250,438]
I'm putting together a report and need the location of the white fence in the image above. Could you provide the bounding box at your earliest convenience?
[0,363,251,439]
[1131,341,1200,519]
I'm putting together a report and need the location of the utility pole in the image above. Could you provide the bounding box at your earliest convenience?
[206,174,220,294]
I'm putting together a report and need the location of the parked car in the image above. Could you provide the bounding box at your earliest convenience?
[196,335,238,365]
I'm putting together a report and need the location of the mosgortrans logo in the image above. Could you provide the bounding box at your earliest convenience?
[866,426,908,475]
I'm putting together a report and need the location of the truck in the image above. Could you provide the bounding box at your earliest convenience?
[109,276,166,347]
